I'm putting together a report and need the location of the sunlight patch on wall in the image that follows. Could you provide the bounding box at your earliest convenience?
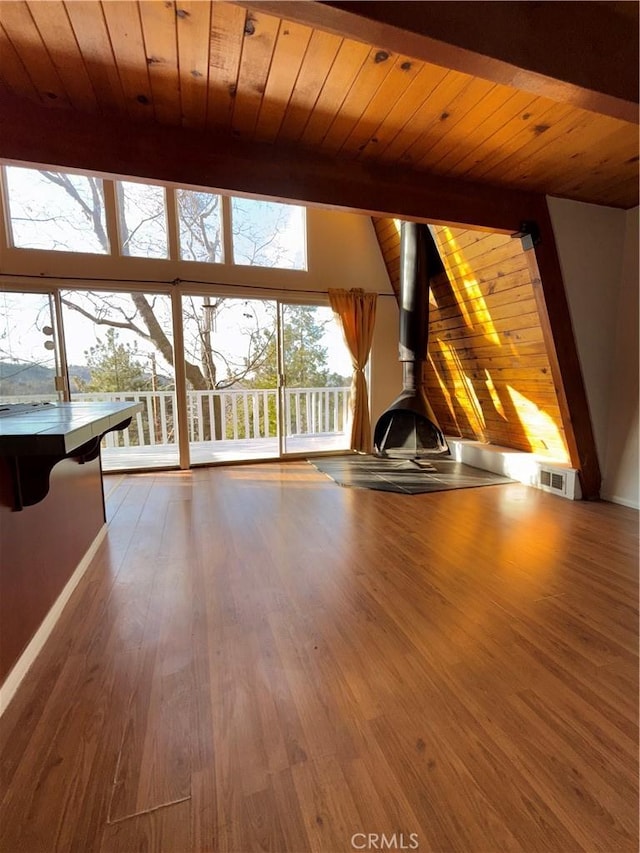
[506,385,569,462]
[428,353,459,431]
[437,339,487,439]
[484,370,506,419]
[437,226,500,346]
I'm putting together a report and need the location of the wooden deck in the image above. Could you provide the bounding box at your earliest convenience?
[0,463,637,852]
[101,434,350,471]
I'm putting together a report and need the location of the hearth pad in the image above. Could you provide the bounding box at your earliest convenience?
[308,455,515,495]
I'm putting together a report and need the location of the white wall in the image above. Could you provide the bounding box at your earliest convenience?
[547,197,639,507]
[308,208,400,442]
[306,208,392,295]
[602,207,639,508]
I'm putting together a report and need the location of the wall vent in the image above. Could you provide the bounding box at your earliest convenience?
[539,467,568,495]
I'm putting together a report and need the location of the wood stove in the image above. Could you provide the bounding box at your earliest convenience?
[374,222,449,459]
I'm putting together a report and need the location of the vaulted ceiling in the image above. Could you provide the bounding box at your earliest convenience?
[0,1,638,209]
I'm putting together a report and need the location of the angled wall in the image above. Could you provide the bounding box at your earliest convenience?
[604,206,639,508]
[548,199,639,508]
[373,216,570,460]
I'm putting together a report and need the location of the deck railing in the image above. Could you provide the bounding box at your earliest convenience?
[1,388,351,448]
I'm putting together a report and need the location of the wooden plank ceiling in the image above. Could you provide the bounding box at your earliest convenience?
[0,1,637,208]
[373,217,569,460]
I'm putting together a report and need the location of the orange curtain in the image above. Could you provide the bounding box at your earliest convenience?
[328,288,377,454]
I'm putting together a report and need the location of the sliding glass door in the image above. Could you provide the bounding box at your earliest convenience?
[61,290,178,471]
[179,298,352,463]
[0,291,62,404]
[181,296,280,464]
[2,288,352,470]
[280,303,351,456]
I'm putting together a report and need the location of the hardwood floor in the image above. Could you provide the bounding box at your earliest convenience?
[0,462,638,852]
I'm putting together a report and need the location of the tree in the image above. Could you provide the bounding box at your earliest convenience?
[249,305,330,389]
[245,306,348,437]
[176,191,223,263]
[75,329,150,393]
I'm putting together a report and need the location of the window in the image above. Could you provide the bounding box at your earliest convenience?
[177,189,223,263]
[231,198,306,270]
[62,289,178,471]
[1,165,310,272]
[116,181,168,258]
[0,291,60,403]
[3,165,109,254]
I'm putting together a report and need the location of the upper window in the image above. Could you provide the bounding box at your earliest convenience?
[2,165,309,272]
[231,198,306,270]
[116,181,168,259]
[177,189,223,263]
[4,165,109,254]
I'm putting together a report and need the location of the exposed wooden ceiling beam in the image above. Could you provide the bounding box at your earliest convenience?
[0,90,539,233]
[236,1,639,124]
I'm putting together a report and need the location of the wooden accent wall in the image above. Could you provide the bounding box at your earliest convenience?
[372,218,402,298]
[372,217,570,460]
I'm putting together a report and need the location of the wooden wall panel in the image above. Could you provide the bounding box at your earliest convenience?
[372,218,401,297]
[372,216,570,461]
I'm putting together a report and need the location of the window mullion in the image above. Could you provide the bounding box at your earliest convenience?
[52,289,71,401]
[0,167,11,253]
[171,286,191,469]
[102,179,121,257]
[221,195,233,264]
[166,186,179,261]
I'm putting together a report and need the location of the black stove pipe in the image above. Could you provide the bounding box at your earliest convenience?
[374,222,449,459]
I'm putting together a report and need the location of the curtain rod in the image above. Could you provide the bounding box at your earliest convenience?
[0,272,396,297]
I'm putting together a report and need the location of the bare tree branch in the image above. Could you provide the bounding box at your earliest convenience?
[61,296,150,339]
[39,171,109,252]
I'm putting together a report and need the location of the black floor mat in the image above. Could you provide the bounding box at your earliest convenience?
[308,454,516,494]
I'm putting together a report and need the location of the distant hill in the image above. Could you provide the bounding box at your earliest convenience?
[0,360,59,396]
[0,360,171,397]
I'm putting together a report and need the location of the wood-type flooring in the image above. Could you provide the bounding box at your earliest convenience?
[1,462,637,852]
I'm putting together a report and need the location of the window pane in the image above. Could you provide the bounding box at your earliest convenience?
[0,291,60,402]
[281,304,351,454]
[181,296,279,463]
[61,290,178,471]
[4,166,109,254]
[177,190,223,263]
[116,181,168,258]
[231,198,306,270]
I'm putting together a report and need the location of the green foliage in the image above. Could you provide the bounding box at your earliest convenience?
[249,305,330,389]
[75,328,150,392]
[243,305,349,436]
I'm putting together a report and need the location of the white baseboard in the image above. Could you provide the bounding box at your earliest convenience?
[600,492,640,510]
[0,523,107,716]
[446,437,582,500]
